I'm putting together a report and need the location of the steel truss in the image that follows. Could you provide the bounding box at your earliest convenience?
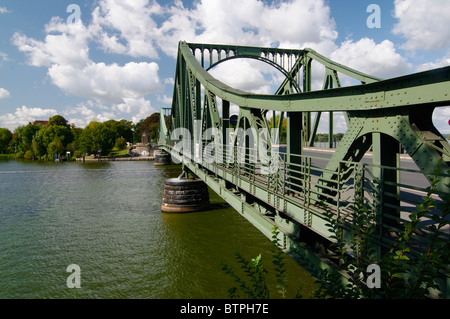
[159,41,450,298]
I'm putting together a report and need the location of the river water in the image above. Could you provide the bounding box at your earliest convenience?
[0,160,316,299]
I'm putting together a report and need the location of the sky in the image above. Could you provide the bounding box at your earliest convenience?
[0,0,449,134]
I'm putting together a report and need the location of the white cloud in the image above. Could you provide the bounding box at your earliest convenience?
[0,106,57,130]
[393,0,450,51]
[62,97,158,128]
[12,19,90,68]
[114,97,157,123]
[209,59,277,94]
[90,0,163,58]
[48,61,163,104]
[331,38,411,79]
[315,112,348,134]
[0,88,11,99]
[11,0,338,105]
[156,0,337,57]
[433,107,450,135]
[13,16,163,114]
[0,7,10,14]
[158,94,172,106]
[416,52,450,72]
[0,52,10,62]
[63,102,114,128]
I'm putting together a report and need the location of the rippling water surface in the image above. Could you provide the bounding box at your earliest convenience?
[0,160,315,299]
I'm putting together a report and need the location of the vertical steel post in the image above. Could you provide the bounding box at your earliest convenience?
[329,112,334,148]
[287,112,303,193]
[222,100,230,164]
[372,133,401,231]
[302,56,312,144]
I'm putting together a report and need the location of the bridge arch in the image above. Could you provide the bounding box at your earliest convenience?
[206,55,302,94]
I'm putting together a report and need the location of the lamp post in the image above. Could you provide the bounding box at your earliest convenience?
[66,151,71,162]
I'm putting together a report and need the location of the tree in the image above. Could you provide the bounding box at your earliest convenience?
[31,132,46,159]
[40,124,74,151]
[48,115,70,128]
[47,138,64,159]
[103,119,134,143]
[115,137,127,150]
[133,119,145,143]
[0,128,12,154]
[10,124,43,154]
[134,113,160,143]
[78,121,114,156]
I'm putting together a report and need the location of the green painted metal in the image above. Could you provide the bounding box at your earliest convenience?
[159,41,450,297]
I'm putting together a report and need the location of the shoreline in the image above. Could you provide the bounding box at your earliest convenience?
[0,155,156,162]
[76,156,155,162]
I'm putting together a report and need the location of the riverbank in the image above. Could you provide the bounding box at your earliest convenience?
[76,156,155,162]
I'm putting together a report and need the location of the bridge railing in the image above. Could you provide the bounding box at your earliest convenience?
[163,140,449,259]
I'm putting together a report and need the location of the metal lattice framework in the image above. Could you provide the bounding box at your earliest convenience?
[159,41,450,297]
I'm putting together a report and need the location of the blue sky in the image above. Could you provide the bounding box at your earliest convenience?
[0,0,449,134]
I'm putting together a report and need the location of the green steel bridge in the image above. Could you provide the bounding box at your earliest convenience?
[158,41,450,298]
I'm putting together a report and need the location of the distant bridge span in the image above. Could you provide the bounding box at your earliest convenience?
[159,41,450,298]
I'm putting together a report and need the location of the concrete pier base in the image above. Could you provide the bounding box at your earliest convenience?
[161,178,210,213]
[154,151,172,166]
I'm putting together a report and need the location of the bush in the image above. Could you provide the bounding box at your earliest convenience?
[15,151,24,159]
[23,150,33,160]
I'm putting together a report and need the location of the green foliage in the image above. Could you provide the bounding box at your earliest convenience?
[48,115,70,128]
[115,137,127,150]
[0,128,12,154]
[221,251,270,299]
[78,121,114,156]
[376,161,450,298]
[314,133,344,143]
[14,151,24,159]
[1,114,153,160]
[221,226,303,299]
[41,124,74,147]
[268,115,287,144]
[11,124,43,153]
[271,230,289,298]
[31,132,46,159]
[300,160,450,299]
[23,150,33,160]
[103,119,134,143]
[134,113,160,143]
[47,138,64,159]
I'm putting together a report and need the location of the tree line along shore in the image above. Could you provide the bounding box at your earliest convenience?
[0,113,161,161]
